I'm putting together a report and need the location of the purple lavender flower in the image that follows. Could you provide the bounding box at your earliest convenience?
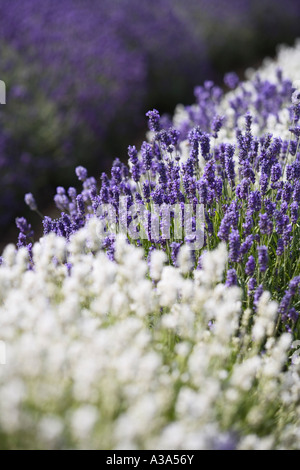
[17,233,27,250]
[203,161,216,187]
[248,277,257,294]
[248,190,261,212]
[245,255,256,277]
[286,164,294,182]
[288,308,299,324]
[283,223,293,246]
[225,268,237,287]
[258,246,269,273]
[24,193,37,211]
[76,195,85,217]
[141,142,153,171]
[224,72,239,89]
[111,166,122,187]
[259,171,269,195]
[276,238,284,256]
[224,144,235,187]
[170,128,180,147]
[264,198,276,217]
[278,292,292,324]
[283,182,293,204]
[240,234,254,258]
[42,216,53,235]
[143,180,151,203]
[54,189,70,212]
[241,162,255,183]
[291,202,299,224]
[215,177,223,199]
[170,242,182,267]
[236,178,250,200]
[293,181,300,203]
[274,210,286,235]
[229,230,240,263]
[128,145,138,165]
[291,161,300,180]
[271,163,282,183]
[227,201,239,229]
[288,276,300,296]
[188,127,202,162]
[75,166,88,182]
[146,109,161,132]
[157,162,168,186]
[259,213,273,235]
[218,212,232,242]
[211,115,224,139]
[157,130,172,151]
[15,217,32,235]
[200,133,211,160]
[242,210,254,236]
[289,126,300,137]
[254,284,264,306]
[68,187,77,200]
[198,178,208,205]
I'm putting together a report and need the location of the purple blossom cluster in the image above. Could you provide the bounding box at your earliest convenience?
[0,0,212,228]
[1,0,300,230]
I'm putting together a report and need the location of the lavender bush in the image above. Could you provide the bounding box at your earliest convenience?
[21,40,300,337]
[0,0,210,229]
[0,1,147,226]
[1,38,300,450]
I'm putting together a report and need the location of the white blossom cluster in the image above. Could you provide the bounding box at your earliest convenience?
[0,219,300,449]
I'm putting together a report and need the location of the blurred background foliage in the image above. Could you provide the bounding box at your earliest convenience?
[0,0,299,240]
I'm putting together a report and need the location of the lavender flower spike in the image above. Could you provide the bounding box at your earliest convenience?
[146,109,161,132]
[75,166,88,182]
[24,193,37,211]
[225,268,237,287]
[258,246,269,273]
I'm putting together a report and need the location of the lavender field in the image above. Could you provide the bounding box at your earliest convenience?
[1,0,300,451]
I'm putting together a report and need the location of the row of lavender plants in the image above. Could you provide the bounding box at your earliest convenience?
[21,40,300,338]
[0,0,208,227]
[1,0,300,228]
[0,41,298,449]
